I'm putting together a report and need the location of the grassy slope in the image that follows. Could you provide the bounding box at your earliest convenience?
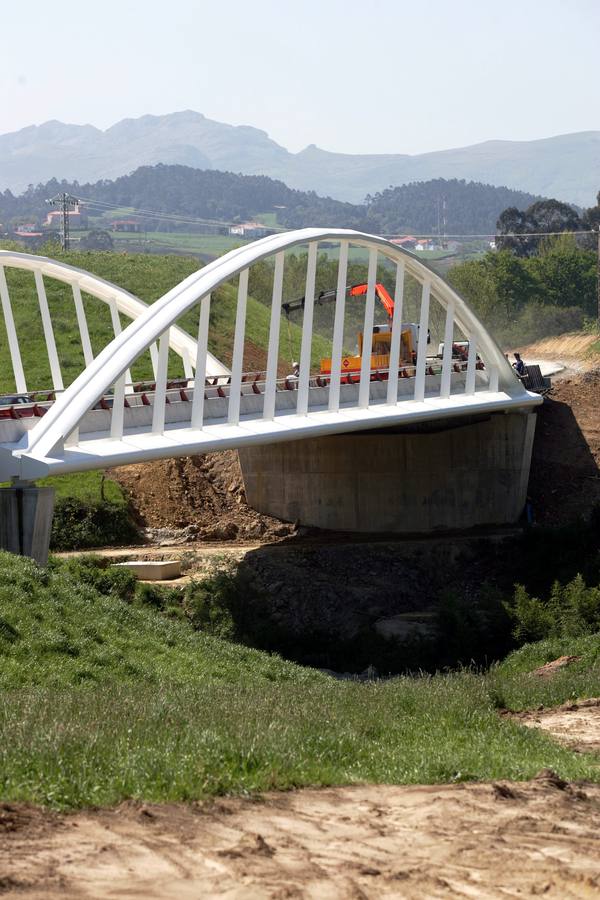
[0,553,317,689]
[0,249,330,394]
[0,553,598,809]
[0,470,126,505]
[41,471,126,506]
[489,634,600,711]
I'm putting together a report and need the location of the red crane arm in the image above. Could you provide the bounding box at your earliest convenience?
[348,283,395,318]
[282,282,395,319]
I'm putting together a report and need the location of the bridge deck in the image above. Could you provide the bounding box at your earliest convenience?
[5,373,540,479]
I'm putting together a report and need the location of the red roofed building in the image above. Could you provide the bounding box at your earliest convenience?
[111,219,142,233]
[389,236,417,250]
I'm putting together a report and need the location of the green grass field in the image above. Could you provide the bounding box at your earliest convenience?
[40,470,126,504]
[0,552,598,810]
[0,471,126,505]
[108,231,249,257]
[0,248,331,394]
[69,221,249,257]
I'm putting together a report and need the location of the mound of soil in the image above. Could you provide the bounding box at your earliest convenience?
[110,452,294,543]
[2,778,599,898]
[528,368,600,525]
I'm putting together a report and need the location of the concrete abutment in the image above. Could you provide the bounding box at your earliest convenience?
[239,410,537,533]
[0,485,55,566]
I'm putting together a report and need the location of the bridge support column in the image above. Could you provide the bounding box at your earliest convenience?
[239,410,537,534]
[0,485,55,566]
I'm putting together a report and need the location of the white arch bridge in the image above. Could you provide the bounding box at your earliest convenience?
[0,228,541,484]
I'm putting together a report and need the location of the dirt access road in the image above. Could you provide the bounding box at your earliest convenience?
[2,773,600,899]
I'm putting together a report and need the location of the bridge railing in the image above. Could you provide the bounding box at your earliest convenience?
[86,233,503,442]
[0,249,228,398]
[0,229,534,478]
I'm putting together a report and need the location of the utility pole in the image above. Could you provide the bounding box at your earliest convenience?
[46,192,79,251]
[442,196,447,249]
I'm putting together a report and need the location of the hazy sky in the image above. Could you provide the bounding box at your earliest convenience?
[1,0,597,155]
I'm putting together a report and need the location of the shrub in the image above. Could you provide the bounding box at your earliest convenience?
[505,574,600,642]
[51,497,139,551]
[498,303,585,347]
[57,554,138,604]
[179,565,257,640]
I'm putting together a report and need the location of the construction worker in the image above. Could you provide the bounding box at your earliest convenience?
[513,352,525,377]
[287,361,300,388]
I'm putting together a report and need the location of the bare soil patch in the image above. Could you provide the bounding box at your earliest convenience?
[518,332,600,374]
[528,368,600,524]
[514,699,600,754]
[2,778,600,899]
[110,451,294,543]
[533,655,582,677]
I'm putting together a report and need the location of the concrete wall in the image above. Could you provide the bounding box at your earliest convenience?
[238,411,537,533]
[0,486,55,565]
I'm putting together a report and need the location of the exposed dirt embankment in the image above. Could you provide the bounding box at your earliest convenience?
[2,775,599,899]
[529,368,600,525]
[111,452,294,543]
[518,331,600,372]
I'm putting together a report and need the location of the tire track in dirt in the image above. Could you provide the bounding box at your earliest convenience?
[2,777,600,899]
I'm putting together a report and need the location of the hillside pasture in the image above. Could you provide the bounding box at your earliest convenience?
[0,552,598,810]
[0,249,332,394]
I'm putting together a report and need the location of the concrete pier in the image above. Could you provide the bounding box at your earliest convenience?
[239,410,537,533]
[0,486,55,565]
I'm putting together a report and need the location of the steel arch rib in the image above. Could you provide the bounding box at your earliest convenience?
[18,229,531,463]
[0,250,229,380]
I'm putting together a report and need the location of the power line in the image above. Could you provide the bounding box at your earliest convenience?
[78,196,288,231]
[382,229,594,238]
[73,195,596,241]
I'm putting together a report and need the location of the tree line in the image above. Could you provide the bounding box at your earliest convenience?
[446,189,600,347]
[496,197,597,255]
[0,166,541,236]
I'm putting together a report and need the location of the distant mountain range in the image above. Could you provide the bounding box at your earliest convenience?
[1,110,598,206]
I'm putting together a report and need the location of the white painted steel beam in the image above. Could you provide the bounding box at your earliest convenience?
[191,295,211,429]
[440,301,455,399]
[109,297,132,389]
[414,280,431,403]
[0,266,27,394]
[263,251,285,420]
[110,374,126,440]
[297,242,318,415]
[72,283,94,367]
[328,240,349,413]
[34,270,64,392]
[465,331,477,395]
[489,365,499,392]
[227,268,249,425]
[358,248,378,409]
[386,260,405,405]
[151,331,170,435]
